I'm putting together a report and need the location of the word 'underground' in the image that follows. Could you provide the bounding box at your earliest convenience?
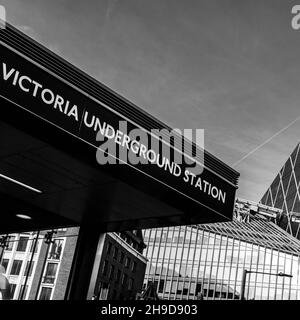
[94,121,226,204]
[1,61,227,204]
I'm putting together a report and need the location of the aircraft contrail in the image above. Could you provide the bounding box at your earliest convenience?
[233,115,300,167]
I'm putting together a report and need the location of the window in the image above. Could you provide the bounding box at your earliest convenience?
[24,261,34,277]
[125,257,130,268]
[48,239,63,260]
[98,282,109,300]
[158,280,164,293]
[10,284,16,299]
[5,236,15,251]
[165,281,171,294]
[195,283,202,296]
[10,260,23,275]
[182,288,188,296]
[119,252,125,264]
[29,239,39,253]
[113,247,119,260]
[121,274,127,287]
[39,287,52,300]
[18,285,28,300]
[1,258,9,272]
[16,236,29,252]
[108,265,115,280]
[42,263,58,284]
[112,290,118,300]
[102,260,108,276]
[131,261,137,272]
[106,242,112,255]
[116,269,121,283]
[208,289,214,297]
[128,278,133,290]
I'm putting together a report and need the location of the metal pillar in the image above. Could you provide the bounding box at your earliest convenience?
[34,230,57,300]
[64,222,102,300]
[240,269,248,300]
[20,231,40,300]
[0,234,9,262]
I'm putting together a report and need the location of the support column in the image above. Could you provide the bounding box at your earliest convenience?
[240,269,248,300]
[64,222,102,300]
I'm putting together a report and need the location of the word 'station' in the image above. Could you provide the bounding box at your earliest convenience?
[95,122,226,204]
[0,56,231,207]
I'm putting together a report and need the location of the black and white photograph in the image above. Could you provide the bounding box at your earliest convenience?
[0,0,300,315]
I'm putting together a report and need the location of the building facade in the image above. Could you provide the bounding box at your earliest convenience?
[143,200,300,300]
[0,228,147,300]
[0,227,78,300]
[89,231,147,300]
[260,143,300,240]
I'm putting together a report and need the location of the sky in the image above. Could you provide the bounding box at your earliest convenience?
[2,0,300,202]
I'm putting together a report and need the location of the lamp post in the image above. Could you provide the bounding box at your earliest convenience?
[34,230,57,300]
[240,269,293,300]
[0,235,9,263]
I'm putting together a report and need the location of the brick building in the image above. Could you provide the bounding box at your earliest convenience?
[0,227,78,300]
[88,231,147,300]
[0,228,146,300]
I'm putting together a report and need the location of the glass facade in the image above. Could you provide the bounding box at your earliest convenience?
[261,143,300,240]
[143,216,300,300]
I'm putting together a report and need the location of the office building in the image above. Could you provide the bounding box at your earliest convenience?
[260,143,300,240]
[0,228,78,300]
[0,228,146,300]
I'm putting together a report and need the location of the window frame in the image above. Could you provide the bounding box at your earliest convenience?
[42,262,59,284]
[10,259,23,276]
[38,286,53,300]
[16,236,29,252]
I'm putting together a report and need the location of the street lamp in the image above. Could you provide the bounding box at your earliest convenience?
[240,269,293,300]
[278,272,293,278]
[0,235,9,262]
